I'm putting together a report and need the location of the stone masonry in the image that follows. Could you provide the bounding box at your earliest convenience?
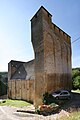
[8,60,35,103]
[31,6,72,107]
[8,6,72,107]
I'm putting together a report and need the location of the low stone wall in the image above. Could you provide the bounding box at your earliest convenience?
[8,80,34,103]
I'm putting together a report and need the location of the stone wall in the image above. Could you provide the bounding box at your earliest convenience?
[8,60,35,103]
[8,80,34,103]
[31,6,72,107]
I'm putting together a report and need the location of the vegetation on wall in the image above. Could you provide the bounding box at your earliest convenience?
[72,68,80,90]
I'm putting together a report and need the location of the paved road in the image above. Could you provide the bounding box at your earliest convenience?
[0,105,60,120]
[0,106,19,120]
[0,106,70,120]
[0,106,45,120]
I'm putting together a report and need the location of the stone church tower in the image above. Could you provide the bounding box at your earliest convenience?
[31,6,72,107]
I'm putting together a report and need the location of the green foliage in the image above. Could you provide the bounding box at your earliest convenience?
[43,92,57,105]
[0,72,8,80]
[0,72,8,95]
[0,79,7,95]
[72,69,79,78]
[0,74,2,79]
[72,68,80,90]
[73,76,80,89]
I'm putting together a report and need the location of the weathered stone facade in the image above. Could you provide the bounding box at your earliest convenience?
[8,6,72,107]
[31,6,72,107]
[8,60,35,103]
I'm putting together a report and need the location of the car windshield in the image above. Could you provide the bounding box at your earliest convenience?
[54,90,61,94]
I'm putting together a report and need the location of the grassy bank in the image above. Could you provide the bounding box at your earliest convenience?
[0,99,32,107]
[72,89,80,93]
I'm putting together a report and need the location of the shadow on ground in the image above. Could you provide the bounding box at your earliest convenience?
[60,92,80,112]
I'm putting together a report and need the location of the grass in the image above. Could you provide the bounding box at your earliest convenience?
[0,99,32,107]
[71,89,80,93]
[61,111,80,120]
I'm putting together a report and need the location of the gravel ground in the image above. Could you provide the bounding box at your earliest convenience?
[0,105,69,120]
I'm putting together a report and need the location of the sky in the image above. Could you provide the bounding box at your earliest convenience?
[0,0,80,71]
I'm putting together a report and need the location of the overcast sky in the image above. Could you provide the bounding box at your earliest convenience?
[0,0,80,71]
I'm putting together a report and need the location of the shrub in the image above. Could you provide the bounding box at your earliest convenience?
[73,76,80,89]
[72,68,80,90]
[43,92,58,105]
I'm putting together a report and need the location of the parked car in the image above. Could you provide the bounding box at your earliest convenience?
[51,90,71,99]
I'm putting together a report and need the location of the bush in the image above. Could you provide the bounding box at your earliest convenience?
[37,104,59,114]
[43,92,57,105]
[36,93,59,115]
[72,68,80,90]
[73,76,80,89]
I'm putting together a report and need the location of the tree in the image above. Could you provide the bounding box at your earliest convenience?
[72,68,80,90]
[0,74,2,80]
[73,76,80,89]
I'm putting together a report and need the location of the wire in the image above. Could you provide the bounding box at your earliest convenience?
[72,36,80,44]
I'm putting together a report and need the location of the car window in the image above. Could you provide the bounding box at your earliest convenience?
[55,90,61,94]
[60,93,63,95]
[64,92,68,94]
[61,92,68,95]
